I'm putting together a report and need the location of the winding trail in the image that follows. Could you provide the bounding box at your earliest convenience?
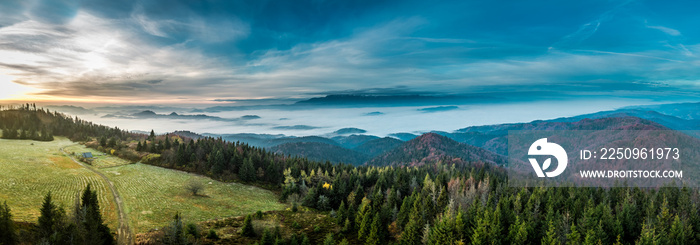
[61,146,133,245]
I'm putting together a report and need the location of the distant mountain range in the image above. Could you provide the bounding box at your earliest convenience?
[103,110,261,122]
[175,102,699,166]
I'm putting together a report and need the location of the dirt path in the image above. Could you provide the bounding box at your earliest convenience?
[61,146,133,245]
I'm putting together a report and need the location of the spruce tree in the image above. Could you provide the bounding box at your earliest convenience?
[0,201,18,245]
[261,228,274,245]
[428,218,455,245]
[210,150,225,175]
[300,234,311,245]
[164,136,172,149]
[400,218,423,245]
[636,220,658,245]
[241,214,255,237]
[397,195,413,230]
[366,212,383,245]
[323,232,335,245]
[38,192,58,239]
[80,184,114,245]
[357,208,373,241]
[541,220,560,245]
[239,157,256,182]
[507,216,528,245]
[565,223,581,244]
[337,201,347,225]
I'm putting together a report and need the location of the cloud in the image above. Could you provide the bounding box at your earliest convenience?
[418,106,459,113]
[364,111,384,116]
[0,11,240,101]
[272,125,322,130]
[645,21,681,36]
[1,0,700,104]
[131,5,172,37]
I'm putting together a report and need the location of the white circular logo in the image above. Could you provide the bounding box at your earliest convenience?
[528,138,568,177]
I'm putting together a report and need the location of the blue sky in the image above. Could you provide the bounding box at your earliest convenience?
[1,0,700,104]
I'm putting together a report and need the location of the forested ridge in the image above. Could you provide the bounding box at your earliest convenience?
[1,106,699,244]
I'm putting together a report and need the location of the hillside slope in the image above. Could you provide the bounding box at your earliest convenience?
[366,133,507,167]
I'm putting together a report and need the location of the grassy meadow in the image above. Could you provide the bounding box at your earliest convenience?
[0,137,119,229]
[0,135,286,234]
[106,163,286,233]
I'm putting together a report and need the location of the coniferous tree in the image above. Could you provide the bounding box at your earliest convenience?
[0,201,18,245]
[400,218,423,245]
[239,157,256,182]
[396,194,413,230]
[107,137,116,148]
[366,212,383,245]
[241,214,255,237]
[80,184,114,245]
[542,220,560,245]
[336,201,347,225]
[508,216,528,245]
[323,232,335,245]
[210,150,225,175]
[38,192,69,244]
[669,215,691,245]
[150,140,158,153]
[163,212,186,245]
[38,192,59,239]
[471,208,490,245]
[566,222,582,245]
[164,136,172,150]
[300,234,311,245]
[427,217,455,245]
[261,228,274,245]
[636,220,658,245]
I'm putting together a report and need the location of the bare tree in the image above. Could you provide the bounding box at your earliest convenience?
[185,180,205,196]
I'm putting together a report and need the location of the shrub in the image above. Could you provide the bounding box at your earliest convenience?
[206,229,219,240]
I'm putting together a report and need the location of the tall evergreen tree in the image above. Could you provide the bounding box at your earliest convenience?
[400,218,423,245]
[323,232,335,245]
[541,220,560,245]
[239,157,256,182]
[366,212,383,245]
[358,209,373,241]
[80,184,114,245]
[241,214,255,237]
[38,192,59,239]
[0,201,18,245]
[163,212,187,245]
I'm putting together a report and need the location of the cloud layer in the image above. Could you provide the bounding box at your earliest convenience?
[0,0,699,103]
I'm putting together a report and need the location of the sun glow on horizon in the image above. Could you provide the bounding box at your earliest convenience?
[0,71,39,101]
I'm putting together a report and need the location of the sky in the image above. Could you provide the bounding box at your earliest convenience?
[0,0,699,135]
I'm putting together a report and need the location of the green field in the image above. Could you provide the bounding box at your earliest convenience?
[0,136,285,234]
[64,144,132,168]
[0,137,119,229]
[106,163,286,233]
